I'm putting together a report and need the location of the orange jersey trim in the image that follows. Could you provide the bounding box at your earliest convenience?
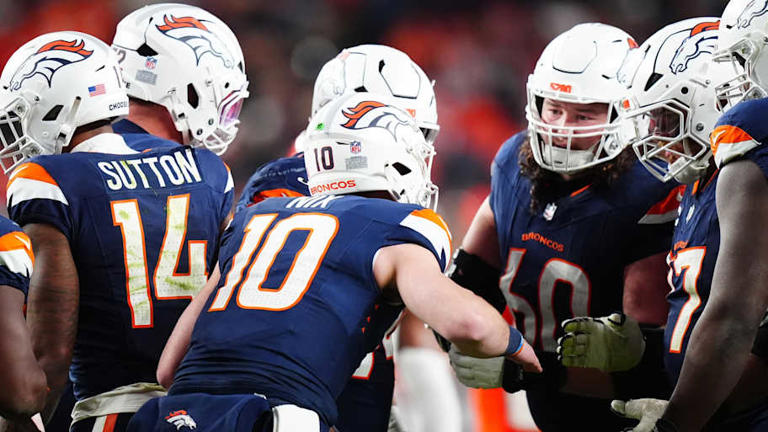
[7,162,59,189]
[646,185,685,216]
[710,124,755,158]
[0,232,34,264]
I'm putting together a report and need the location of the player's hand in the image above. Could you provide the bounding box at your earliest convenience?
[557,312,645,372]
[448,346,504,389]
[611,398,669,432]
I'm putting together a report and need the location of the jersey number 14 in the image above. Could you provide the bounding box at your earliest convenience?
[112,194,208,328]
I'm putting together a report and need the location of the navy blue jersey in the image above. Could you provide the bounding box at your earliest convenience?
[235,154,309,213]
[113,119,177,152]
[6,133,234,400]
[171,195,451,425]
[0,216,33,296]
[236,155,396,431]
[664,176,719,383]
[490,132,678,353]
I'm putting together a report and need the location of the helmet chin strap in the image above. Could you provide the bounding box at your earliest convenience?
[671,157,709,184]
[539,140,600,173]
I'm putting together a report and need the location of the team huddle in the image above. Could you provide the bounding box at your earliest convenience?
[0,0,768,431]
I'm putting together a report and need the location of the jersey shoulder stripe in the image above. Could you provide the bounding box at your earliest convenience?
[638,185,685,224]
[0,231,34,277]
[6,162,68,207]
[710,124,759,167]
[399,208,452,271]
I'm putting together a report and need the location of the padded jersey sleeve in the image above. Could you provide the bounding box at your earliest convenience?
[0,219,33,295]
[235,156,309,213]
[6,160,74,241]
[710,98,768,174]
[194,148,235,228]
[394,208,453,272]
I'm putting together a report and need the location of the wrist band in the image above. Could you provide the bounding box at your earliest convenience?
[505,326,524,357]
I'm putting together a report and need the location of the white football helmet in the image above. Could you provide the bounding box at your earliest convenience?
[618,18,729,184]
[526,23,636,173]
[0,31,129,173]
[112,3,248,155]
[713,0,768,111]
[304,92,437,209]
[311,44,439,145]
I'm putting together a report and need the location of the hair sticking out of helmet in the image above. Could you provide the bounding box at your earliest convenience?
[303,92,438,209]
[525,23,636,174]
[312,44,439,145]
[0,31,129,173]
[112,3,249,154]
[712,0,768,111]
[618,17,729,184]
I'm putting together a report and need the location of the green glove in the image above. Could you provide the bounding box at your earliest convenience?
[557,312,645,372]
[611,398,669,432]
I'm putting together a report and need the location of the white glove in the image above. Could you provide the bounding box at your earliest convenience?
[448,345,504,389]
[557,312,645,372]
[611,398,668,432]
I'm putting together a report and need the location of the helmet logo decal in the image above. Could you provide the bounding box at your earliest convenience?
[9,40,93,91]
[737,0,768,29]
[156,15,235,68]
[341,100,411,139]
[669,21,719,74]
[549,82,572,93]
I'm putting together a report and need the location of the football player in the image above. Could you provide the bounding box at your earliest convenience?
[111,3,248,155]
[558,16,768,432]
[0,214,45,424]
[622,1,768,430]
[444,23,680,431]
[0,31,232,432]
[127,92,541,432]
[237,45,457,432]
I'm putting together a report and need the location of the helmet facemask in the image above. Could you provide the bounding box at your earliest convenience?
[713,35,768,111]
[526,93,625,174]
[623,99,710,183]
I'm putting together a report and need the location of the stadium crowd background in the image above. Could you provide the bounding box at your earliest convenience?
[0,0,730,430]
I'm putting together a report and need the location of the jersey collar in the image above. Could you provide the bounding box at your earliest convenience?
[70,133,138,155]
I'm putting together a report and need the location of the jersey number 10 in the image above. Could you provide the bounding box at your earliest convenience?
[209,213,339,312]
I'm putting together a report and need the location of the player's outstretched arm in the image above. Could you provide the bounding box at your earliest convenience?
[24,223,78,422]
[0,285,47,420]
[663,159,768,431]
[374,243,541,372]
[157,265,220,388]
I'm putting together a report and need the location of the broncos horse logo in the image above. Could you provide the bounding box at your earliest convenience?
[9,40,93,91]
[165,410,197,430]
[737,0,768,29]
[669,21,719,74]
[156,15,235,68]
[341,101,412,140]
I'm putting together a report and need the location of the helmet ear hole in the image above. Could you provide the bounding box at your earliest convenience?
[136,43,158,57]
[392,162,411,175]
[187,83,199,109]
[42,105,64,121]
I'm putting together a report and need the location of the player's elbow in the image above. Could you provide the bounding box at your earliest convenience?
[37,345,72,390]
[157,365,175,390]
[0,368,47,419]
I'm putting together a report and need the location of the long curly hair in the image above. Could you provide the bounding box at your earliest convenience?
[518,136,636,213]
